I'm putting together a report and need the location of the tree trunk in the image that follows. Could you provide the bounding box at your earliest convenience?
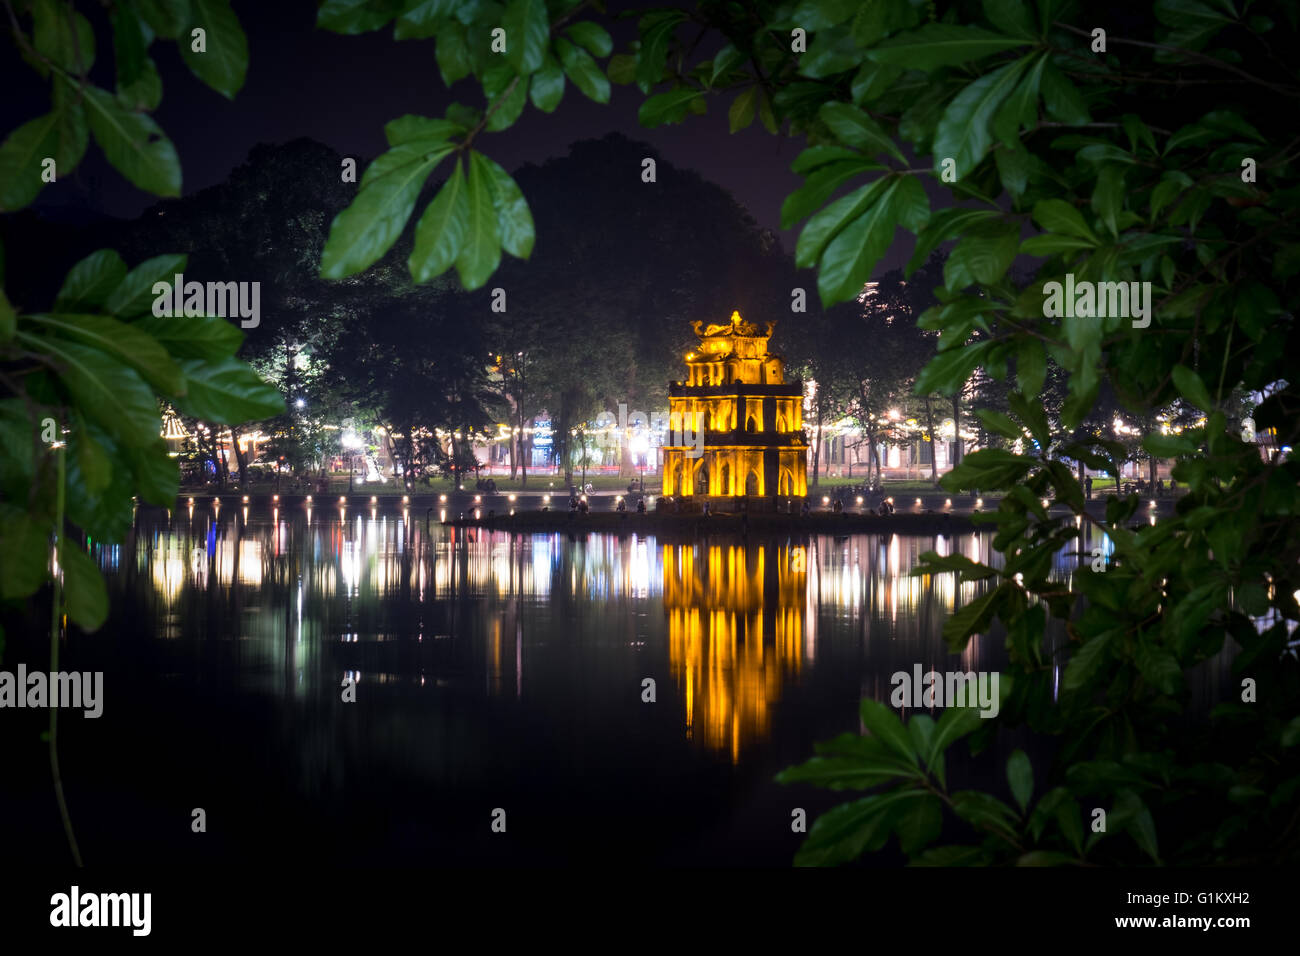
[811,399,824,487]
[231,425,249,487]
[951,393,963,467]
[924,396,938,485]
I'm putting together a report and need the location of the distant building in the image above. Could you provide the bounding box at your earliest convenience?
[662,311,808,508]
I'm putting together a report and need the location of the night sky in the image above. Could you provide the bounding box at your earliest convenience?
[3,1,822,252]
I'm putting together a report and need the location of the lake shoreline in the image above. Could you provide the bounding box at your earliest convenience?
[446,510,983,535]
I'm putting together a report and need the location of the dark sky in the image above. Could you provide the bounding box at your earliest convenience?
[4,1,816,248]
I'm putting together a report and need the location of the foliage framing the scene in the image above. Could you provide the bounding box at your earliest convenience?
[316,0,1300,865]
[0,0,280,864]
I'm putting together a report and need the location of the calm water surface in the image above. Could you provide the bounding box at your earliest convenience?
[9,503,1154,866]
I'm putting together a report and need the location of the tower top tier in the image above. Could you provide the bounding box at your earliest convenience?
[689,310,776,360]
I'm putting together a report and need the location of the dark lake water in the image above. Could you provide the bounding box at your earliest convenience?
[5,502,1217,867]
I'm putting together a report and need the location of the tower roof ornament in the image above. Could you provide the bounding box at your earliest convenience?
[691,310,771,340]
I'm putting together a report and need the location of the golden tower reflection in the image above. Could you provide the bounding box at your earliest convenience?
[662,542,806,762]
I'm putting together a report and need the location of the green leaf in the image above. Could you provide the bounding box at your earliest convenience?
[34,313,184,395]
[112,4,148,89]
[116,55,163,112]
[1112,790,1160,862]
[791,145,867,174]
[61,542,108,632]
[132,314,242,360]
[992,53,1046,146]
[482,62,527,131]
[82,85,182,197]
[983,0,1037,38]
[1142,432,1197,458]
[0,113,60,212]
[799,32,864,79]
[1091,164,1126,238]
[708,43,744,85]
[503,0,549,74]
[976,408,1023,440]
[1136,641,1183,696]
[951,790,1021,843]
[436,20,472,86]
[781,159,879,230]
[1006,749,1033,812]
[104,253,189,317]
[852,0,920,46]
[33,0,95,74]
[757,89,778,134]
[128,438,179,506]
[795,790,926,866]
[995,145,1031,198]
[71,412,112,496]
[941,582,1006,649]
[556,37,609,103]
[867,23,1029,71]
[792,0,859,31]
[174,357,284,422]
[317,0,399,34]
[26,336,159,448]
[907,714,935,759]
[1031,198,1098,242]
[728,87,757,133]
[818,102,906,164]
[0,512,50,600]
[896,795,944,854]
[384,115,464,146]
[910,845,991,866]
[320,142,454,279]
[180,0,248,99]
[1008,391,1050,448]
[925,706,984,788]
[409,159,469,283]
[851,60,903,103]
[795,177,889,270]
[932,56,1032,177]
[565,21,612,58]
[478,153,533,259]
[136,0,191,39]
[946,224,1019,285]
[859,697,917,764]
[639,88,703,128]
[1063,631,1114,691]
[55,250,128,312]
[914,340,991,397]
[634,11,684,92]
[607,52,637,85]
[776,754,918,790]
[1039,60,1090,124]
[1171,364,1215,411]
[906,208,1001,275]
[1019,234,1094,256]
[393,0,458,40]
[817,179,901,305]
[0,289,14,343]
[894,174,930,232]
[52,80,91,173]
[529,54,565,112]
[455,151,503,290]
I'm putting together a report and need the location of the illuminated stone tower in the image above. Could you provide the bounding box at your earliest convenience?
[662,311,808,508]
